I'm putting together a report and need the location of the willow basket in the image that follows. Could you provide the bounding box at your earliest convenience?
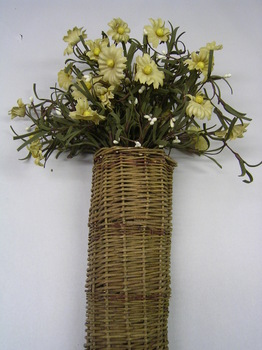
[85,147,176,349]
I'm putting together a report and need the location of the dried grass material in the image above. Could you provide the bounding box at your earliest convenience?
[85,147,176,349]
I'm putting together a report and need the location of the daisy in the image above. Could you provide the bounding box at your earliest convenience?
[94,83,114,108]
[189,126,209,151]
[144,18,170,48]
[69,99,105,125]
[107,18,130,43]
[27,137,45,167]
[63,27,87,55]
[215,123,249,140]
[8,98,26,119]
[185,48,210,80]
[135,53,164,89]
[186,94,213,120]
[58,68,73,90]
[98,45,127,85]
[86,38,109,60]
[200,41,223,51]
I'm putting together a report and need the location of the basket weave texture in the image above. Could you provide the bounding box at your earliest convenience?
[85,147,176,349]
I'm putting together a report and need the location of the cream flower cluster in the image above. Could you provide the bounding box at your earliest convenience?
[59,19,170,93]
[59,20,223,128]
[56,20,236,150]
[56,19,169,126]
[10,17,255,182]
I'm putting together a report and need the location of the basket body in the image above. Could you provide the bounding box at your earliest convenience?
[85,147,176,349]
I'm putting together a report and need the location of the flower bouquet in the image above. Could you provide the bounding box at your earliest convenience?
[10,18,261,349]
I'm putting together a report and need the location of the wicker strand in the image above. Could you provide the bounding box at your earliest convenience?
[85,147,176,349]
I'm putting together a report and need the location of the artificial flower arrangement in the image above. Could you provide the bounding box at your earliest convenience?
[9,18,260,181]
[9,18,262,349]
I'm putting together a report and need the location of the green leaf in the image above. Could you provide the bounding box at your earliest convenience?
[242,169,253,184]
[19,153,31,161]
[13,129,42,141]
[225,117,237,141]
[126,42,138,73]
[207,50,213,78]
[109,111,121,124]
[16,131,46,152]
[166,24,178,53]
[213,107,230,128]
[205,154,223,169]
[219,98,247,119]
[65,129,82,146]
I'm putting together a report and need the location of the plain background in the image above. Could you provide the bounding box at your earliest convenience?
[0,0,261,349]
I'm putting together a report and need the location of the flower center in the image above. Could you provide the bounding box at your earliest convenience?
[85,81,92,90]
[106,59,115,68]
[143,65,152,75]
[117,26,125,35]
[156,28,164,37]
[196,61,205,70]
[195,95,204,104]
[93,47,101,56]
[83,110,91,117]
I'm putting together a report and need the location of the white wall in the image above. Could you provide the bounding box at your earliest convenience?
[1,0,261,349]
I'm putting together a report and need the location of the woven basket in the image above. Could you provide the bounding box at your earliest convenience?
[85,147,176,349]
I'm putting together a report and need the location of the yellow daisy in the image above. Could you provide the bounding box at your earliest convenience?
[93,83,114,108]
[98,45,127,86]
[58,68,73,90]
[9,98,26,119]
[107,18,130,43]
[86,38,109,61]
[186,94,213,120]
[63,27,87,55]
[189,126,209,151]
[144,18,170,48]
[215,123,249,140]
[134,53,165,89]
[69,99,105,125]
[200,41,223,51]
[185,48,210,80]
[27,137,44,167]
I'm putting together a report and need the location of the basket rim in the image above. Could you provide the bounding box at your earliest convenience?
[93,146,177,167]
